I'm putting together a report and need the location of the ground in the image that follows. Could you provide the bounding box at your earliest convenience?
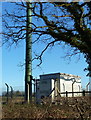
[1,96,91,119]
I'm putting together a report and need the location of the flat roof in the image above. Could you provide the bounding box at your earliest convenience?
[40,72,81,78]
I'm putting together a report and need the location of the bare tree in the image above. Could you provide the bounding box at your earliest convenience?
[2,2,91,102]
[2,2,91,74]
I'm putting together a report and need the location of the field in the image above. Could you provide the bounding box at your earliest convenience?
[1,96,91,119]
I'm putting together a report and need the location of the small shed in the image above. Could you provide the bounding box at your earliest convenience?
[36,73,82,103]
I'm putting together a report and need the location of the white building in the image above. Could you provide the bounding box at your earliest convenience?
[36,73,82,103]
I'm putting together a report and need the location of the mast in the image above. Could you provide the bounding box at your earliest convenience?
[25,2,32,103]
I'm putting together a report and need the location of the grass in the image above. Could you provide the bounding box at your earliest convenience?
[2,96,91,119]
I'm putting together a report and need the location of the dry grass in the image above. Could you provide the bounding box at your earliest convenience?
[2,96,91,119]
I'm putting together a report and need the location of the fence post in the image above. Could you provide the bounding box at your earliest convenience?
[10,86,13,99]
[83,90,85,96]
[66,91,68,97]
[5,83,9,103]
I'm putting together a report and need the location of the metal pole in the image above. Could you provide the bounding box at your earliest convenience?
[32,81,35,103]
[27,83,29,104]
[72,79,76,97]
[25,2,32,103]
[10,86,13,99]
[86,82,90,91]
[5,83,9,103]
[34,82,35,98]
[66,91,68,97]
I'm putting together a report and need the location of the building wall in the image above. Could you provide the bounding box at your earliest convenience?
[60,74,81,97]
[36,73,61,103]
[39,78,51,97]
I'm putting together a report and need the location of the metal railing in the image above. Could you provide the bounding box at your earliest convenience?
[61,90,91,97]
